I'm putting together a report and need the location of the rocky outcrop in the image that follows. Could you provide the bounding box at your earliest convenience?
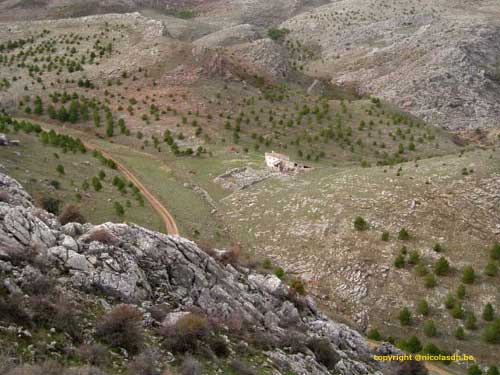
[0,172,410,374]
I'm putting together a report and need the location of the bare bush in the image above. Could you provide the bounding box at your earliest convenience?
[95,304,144,355]
[21,274,54,296]
[77,344,109,367]
[159,313,209,353]
[30,295,82,341]
[179,356,203,375]
[229,360,256,375]
[307,338,340,370]
[84,228,119,246]
[0,294,32,327]
[59,205,86,225]
[127,350,161,375]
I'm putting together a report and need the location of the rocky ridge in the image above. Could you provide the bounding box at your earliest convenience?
[0,172,410,374]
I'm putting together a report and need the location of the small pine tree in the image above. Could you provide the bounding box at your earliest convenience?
[398,228,410,240]
[484,262,498,277]
[367,328,382,341]
[487,366,499,375]
[354,216,368,231]
[451,303,464,319]
[462,266,476,284]
[454,326,465,340]
[445,293,456,309]
[416,299,429,316]
[465,311,477,330]
[408,250,420,265]
[424,320,438,337]
[394,254,405,269]
[424,274,437,288]
[56,164,65,175]
[433,243,444,253]
[114,201,125,218]
[399,307,411,326]
[457,284,466,299]
[483,303,495,322]
[91,176,102,192]
[491,243,500,260]
[468,364,482,375]
[434,256,450,276]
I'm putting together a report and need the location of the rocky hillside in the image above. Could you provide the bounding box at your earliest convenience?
[280,0,500,130]
[0,172,419,374]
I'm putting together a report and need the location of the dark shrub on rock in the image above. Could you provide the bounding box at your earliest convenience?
[307,338,340,370]
[95,304,144,355]
[59,205,86,225]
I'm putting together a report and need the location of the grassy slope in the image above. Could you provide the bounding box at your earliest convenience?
[0,130,163,230]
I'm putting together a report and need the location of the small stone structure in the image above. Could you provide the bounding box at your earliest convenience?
[265,152,310,173]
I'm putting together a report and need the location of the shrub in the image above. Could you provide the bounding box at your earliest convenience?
[274,267,285,279]
[394,254,405,268]
[433,243,444,253]
[462,266,476,284]
[424,274,437,288]
[41,196,61,215]
[483,319,500,344]
[483,303,495,321]
[367,328,382,341]
[423,320,438,337]
[290,278,306,295]
[208,335,230,358]
[491,243,500,260]
[30,295,83,341]
[220,244,241,265]
[454,326,465,340]
[127,350,161,375]
[484,262,498,277]
[307,338,340,370]
[399,307,411,325]
[84,228,118,245]
[0,294,32,326]
[160,313,209,353]
[417,299,429,316]
[444,293,456,309]
[354,216,368,231]
[398,228,410,240]
[59,205,86,225]
[381,231,390,241]
[434,256,450,276]
[408,250,420,265]
[179,356,203,375]
[451,303,464,319]
[95,304,144,355]
[229,360,256,375]
[267,28,289,40]
[398,335,422,353]
[487,366,499,375]
[77,344,109,367]
[415,264,428,276]
[457,284,466,299]
[465,311,477,330]
[422,343,441,356]
[468,364,483,375]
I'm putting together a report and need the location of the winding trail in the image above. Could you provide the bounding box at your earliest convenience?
[16,117,179,235]
[86,144,179,235]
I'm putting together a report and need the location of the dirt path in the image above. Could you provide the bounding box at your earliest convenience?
[88,144,179,235]
[17,117,179,235]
